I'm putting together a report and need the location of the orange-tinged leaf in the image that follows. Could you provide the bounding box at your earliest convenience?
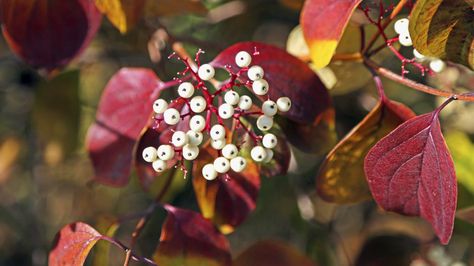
[300,0,362,69]
[317,97,415,204]
[144,0,207,17]
[49,222,102,266]
[95,0,145,33]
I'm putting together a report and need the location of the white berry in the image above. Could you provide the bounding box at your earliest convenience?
[187,130,203,146]
[222,144,238,159]
[190,96,207,113]
[142,146,157,162]
[163,108,180,125]
[262,100,277,116]
[153,99,168,114]
[262,133,278,149]
[429,59,445,73]
[251,146,267,162]
[256,115,273,131]
[235,51,252,68]
[218,103,234,119]
[198,64,215,80]
[238,95,252,110]
[157,145,175,161]
[413,49,425,60]
[224,91,240,105]
[182,144,199,160]
[210,124,225,140]
[211,138,226,150]
[399,33,413,46]
[171,131,188,147]
[230,156,247,172]
[178,82,195,98]
[202,163,218,181]
[252,79,269,96]
[394,18,409,34]
[263,148,274,163]
[276,97,291,112]
[247,65,264,81]
[189,115,206,132]
[213,157,230,173]
[152,159,167,172]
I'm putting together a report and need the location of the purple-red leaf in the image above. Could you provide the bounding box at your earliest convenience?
[364,110,457,244]
[49,222,102,266]
[0,0,102,71]
[87,68,162,186]
[154,205,231,266]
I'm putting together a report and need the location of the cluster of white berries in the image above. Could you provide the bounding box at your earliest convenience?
[142,50,292,181]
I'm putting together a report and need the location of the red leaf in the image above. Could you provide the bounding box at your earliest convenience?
[49,222,102,266]
[0,0,102,71]
[154,205,231,266]
[364,110,457,244]
[86,68,162,186]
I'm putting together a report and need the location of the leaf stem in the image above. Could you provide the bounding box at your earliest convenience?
[101,236,158,266]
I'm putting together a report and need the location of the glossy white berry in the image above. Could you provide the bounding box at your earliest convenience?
[222,144,238,159]
[157,145,175,161]
[263,148,274,163]
[202,163,218,181]
[153,99,168,114]
[189,115,205,132]
[252,79,269,96]
[235,51,252,67]
[186,130,203,146]
[210,124,225,140]
[251,146,267,162]
[238,95,252,110]
[152,159,167,172]
[399,33,413,46]
[413,49,425,59]
[276,97,291,112]
[262,100,277,116]
[256,115,273,131]
[178,82,195,98]
[262,133,278,149]
[211,138,226,150]
[214,157,230,173]
[247,65,264,81]
[230,156,246,172]
[190,96,207,113]
[182,144,199,160]
[224,90,240,105]
[171,131,188,147]
[218,103,234,119]
[430,59,445,73]
[163,108,180,125]
[394,18,409,34]
[198,64,215,80]
[142,146,157,162]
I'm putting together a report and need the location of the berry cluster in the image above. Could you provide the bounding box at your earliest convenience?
[142,49,292,181]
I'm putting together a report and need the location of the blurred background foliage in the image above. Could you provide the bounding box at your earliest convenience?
[0,0,474,265]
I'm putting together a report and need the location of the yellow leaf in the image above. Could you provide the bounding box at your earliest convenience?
[95,0,145,33]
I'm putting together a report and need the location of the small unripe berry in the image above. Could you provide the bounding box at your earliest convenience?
[152,159,167,172]
[211,138,226,150]
[202,163,218,180]
[230,156,246,172]
[252,79,269,96]
[214,157,230,173]
[238,95,252,110]
[142,146,157,162]
[198,64,215,80]
[182,144,199,160]
[224,90,240,105]
[157,145,175,161]
[276,97,291,112]
[163,108,180,125]
[235,51,252,67]
[247,65,264,81]
[262,133,277,149]
[394,18,409,34]
[187,130,203,146]
[171,131,188,147]
[178,82,195,98]
[189,115,206,132]
[251,146,267,162]
[263,148,273,163]
[256,115,273,131]
[218,103,234,119]
[222,144,238,159]
[190,96,207,113]
[262,100,277,116]
[153,99,168,114]
[210,124,225,140]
